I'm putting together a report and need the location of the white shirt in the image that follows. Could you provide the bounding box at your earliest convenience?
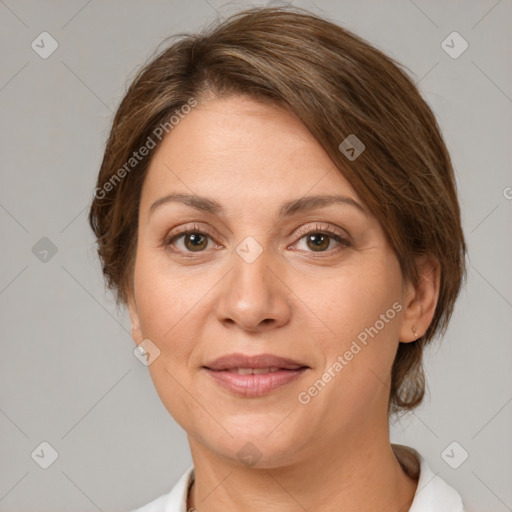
[130,444,466,512]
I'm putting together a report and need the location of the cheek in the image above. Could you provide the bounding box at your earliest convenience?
[133,256,187,349]
[132,259,203,429]
[308,260,403,400]
[314,265,402,346]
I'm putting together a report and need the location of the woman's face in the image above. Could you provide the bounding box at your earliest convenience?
[128,94,416,467]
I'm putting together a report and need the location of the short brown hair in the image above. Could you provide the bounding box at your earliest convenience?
[88,6,467,416]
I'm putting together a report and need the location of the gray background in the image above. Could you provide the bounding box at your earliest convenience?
[1,0,511,511]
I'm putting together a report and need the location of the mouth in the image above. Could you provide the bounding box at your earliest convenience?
[202,353,310,397]
[214,367,301,374]
[203,353,308,371]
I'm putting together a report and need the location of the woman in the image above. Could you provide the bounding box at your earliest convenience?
[89,6,467,511]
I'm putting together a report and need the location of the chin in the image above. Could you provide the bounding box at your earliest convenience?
[207,421,307,468]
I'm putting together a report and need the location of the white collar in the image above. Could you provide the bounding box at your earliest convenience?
[391,444,465,512]
[131,444,465,512]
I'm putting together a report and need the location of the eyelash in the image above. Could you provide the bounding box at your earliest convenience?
[293,224,351,255]
[163,223,351,258]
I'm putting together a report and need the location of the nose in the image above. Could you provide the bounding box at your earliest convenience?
[215,246,292,332]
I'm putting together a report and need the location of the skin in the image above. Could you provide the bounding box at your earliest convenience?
[127,94,441,512]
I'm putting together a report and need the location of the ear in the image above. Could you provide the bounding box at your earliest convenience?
[399,254,441,343]
[126,290,143,345]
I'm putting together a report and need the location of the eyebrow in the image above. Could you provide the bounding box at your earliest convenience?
[148,193,367,220]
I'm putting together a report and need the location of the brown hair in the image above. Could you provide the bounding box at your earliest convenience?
[88,6,467,417]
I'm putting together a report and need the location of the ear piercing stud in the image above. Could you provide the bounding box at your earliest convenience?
[412,327,418,338]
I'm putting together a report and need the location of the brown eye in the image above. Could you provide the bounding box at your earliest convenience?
[289,221,352,257]
[182,233,209,251]
[304,233,331,252]
[165,228,215,253]
[293,228,349,254]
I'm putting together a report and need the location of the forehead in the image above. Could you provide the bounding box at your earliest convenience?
[141,95,362,211]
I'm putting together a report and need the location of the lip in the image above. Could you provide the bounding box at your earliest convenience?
[204,353,307,371]
[203,353,310,398]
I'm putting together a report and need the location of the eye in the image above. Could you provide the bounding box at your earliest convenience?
[291,223,351,254]
[163,223,351,256]
[164,224,219,254]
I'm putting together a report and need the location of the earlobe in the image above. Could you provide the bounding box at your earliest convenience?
[399,254,441,343]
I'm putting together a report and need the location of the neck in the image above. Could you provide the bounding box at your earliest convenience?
[187,426,418,511]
